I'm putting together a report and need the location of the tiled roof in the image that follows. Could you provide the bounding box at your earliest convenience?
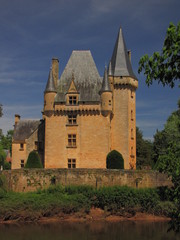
[56,50,102,102]
[110,28,137,79]
[13,120,40,141]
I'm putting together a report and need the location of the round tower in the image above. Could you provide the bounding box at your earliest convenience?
[100,66,112,115]
[44,67,57,112]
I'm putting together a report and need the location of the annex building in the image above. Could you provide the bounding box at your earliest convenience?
[12,28,138,170]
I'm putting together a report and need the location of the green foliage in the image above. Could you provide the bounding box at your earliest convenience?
[0,145,6,168]
[138,22,180,88]
[136,127,153,169]
[106,150,124,169]
[0,130,13,154]
[0,185,177,220]
[154,201,176,217]
[153,101,180,232]
[25,151,43,169]
[3,161,11,170]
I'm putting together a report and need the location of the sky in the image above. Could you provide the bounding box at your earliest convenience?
[0,0,179,140]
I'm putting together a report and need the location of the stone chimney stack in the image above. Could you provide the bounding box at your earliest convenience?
[15,114,20,126]
[52,57,59,89]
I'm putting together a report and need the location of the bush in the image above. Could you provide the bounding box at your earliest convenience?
[106,150,124,169]
[25,151,43,168]
[4,161,11,170]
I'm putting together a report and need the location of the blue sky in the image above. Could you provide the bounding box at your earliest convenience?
[0,0,179,140]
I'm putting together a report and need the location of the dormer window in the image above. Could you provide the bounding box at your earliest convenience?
[69,96,77,105]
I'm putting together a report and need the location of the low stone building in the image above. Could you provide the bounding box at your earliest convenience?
[12,28,138,170]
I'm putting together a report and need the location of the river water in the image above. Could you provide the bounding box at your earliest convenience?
[0,222,179,240]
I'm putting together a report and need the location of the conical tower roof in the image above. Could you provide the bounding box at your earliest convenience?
[44,68,56,93]
[100,66,112,93]
[110,28,137,79]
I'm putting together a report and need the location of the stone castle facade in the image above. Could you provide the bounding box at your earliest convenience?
[12,28,138,170]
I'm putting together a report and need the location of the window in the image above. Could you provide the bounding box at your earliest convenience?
[20,143,24,151]
[131,89,133,98]
[109,100,112,106]
[69,96,77,105]
[131,129,134,139]
[68,115,77,125]
[131,147,133,156]
[131,110,133,120]
[21,160,24,168]
[68,159,76,169]
[68,134,76,147]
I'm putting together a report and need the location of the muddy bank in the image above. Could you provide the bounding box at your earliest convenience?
[0,208,170,224]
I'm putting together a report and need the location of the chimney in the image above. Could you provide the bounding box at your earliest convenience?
[52,57,59,89]
[127,50,131,63]
[15,114,20,126]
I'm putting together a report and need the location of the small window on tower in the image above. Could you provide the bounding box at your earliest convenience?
[69,96,77,105]
[68,159,76,169]
[20,143,24,151]
[131,89,133,98]
[68,115,77,125]
[21,160,24,168]
[109,100,111,106]
[68,134,76,147]
[131,129,134,139]
[131,110,133,120]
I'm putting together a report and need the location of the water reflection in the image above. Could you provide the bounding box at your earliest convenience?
[0,222,179,240]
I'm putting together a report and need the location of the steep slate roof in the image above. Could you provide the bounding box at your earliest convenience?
[44,68,56,93]
[56,50,102,102]
[13,120,41,142]
[100,66,112,93]
[110,28,137,79]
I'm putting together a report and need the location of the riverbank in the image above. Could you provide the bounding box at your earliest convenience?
[0,185,176,224]
[0,208,171,224]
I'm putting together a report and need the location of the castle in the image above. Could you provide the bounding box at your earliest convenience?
[11,28,138,170]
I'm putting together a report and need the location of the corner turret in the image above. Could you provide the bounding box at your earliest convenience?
[44,67,57,112]
[100,66,112,115]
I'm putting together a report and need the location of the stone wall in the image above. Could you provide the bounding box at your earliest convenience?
[1,169,172,192]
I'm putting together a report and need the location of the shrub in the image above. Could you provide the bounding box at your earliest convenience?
[4,161,11,170]
[106,150,124,169]
[25,151,43,168]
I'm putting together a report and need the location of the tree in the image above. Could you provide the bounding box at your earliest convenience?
[106,150,124,169]
[136,127,153,169]
[0,145,6,169]
[25,151,43,169]
[0,130,14,155]
[138,22,180,88]
[153,100,180,232]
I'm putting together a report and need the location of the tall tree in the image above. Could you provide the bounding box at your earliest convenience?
[138,22,180,88]
[136,127,153,169]
[154,101,180,231]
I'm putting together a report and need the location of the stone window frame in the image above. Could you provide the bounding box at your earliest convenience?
[67,134,76,148]
[68,158,76,169]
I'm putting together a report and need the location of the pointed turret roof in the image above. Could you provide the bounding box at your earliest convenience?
[100,66,111,93]
[44,68,56,93]
[108,61,113,76]
[110,27,137,79]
